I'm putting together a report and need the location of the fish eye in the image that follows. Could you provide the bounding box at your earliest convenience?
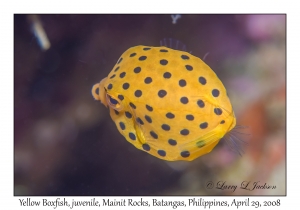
[106,93,122,110]
[109,95,118,105]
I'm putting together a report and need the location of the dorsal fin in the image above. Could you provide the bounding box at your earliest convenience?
[160,38,188,52]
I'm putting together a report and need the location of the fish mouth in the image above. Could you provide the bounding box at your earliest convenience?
[91,77,108,107]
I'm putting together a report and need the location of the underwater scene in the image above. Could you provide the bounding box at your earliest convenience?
[14,14,286,196]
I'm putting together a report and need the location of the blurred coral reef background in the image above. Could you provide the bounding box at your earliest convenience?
[14,14,285,196]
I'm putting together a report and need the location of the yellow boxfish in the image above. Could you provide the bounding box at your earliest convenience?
[92,45,237,161]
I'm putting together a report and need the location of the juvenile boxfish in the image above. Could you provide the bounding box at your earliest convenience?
[92,44,237,161]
